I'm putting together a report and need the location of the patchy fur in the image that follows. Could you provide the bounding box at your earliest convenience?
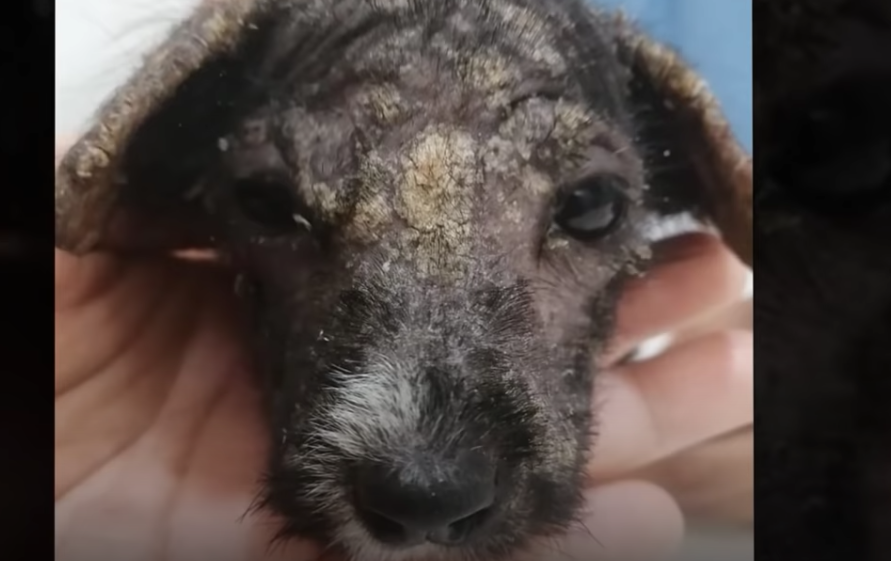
[55,1,751,559]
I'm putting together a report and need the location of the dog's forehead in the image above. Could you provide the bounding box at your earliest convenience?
[216,2,637,280]
[253,103,628,281]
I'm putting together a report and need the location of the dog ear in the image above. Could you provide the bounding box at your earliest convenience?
[56,0,381,255]
[612,16,752,268]
[55,0,273,254]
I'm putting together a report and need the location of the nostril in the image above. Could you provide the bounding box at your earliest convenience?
[426,506,493,546]
[358,507,423,545]
[357,499,493,547]
[353,453,497,546]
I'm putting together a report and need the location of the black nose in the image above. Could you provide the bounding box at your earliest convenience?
[354,452,496,546]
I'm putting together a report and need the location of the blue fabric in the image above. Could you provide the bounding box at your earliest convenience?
[593,0,753,152]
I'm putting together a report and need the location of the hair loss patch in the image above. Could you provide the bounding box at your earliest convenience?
[395,126,479,278]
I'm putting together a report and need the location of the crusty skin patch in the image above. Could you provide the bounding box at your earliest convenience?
[396,126,478,278]
[54,1,751,560]
[354,83,406,125]
[344,153,396,242]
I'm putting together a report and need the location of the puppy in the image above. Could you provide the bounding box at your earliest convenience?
[55,1,752,559]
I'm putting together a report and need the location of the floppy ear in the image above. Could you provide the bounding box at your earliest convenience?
[56,0,397,255]
[612,17,753,268]
[59,0,394,256]
[55,0,268,254]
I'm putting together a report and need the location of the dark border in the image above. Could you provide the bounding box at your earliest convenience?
[1,0,55,554]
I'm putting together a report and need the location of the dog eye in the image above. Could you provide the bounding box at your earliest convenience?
[554,175,627,240]
[232,174,312,234]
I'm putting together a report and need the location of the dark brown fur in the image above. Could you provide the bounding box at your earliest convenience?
[55,1,751,559]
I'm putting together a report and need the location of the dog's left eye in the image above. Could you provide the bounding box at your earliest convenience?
[554,175,628,241]
[232,173,313,234]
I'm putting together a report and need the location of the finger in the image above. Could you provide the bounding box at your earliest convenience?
[55,250,128,311]
[605,233,749,365]
[589,329,753,479]
[526,481,684,561]
[672,297,752,348]
[639,427,753,525]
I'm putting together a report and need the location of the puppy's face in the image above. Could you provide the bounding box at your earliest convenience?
[55,1,751,560]
[221,17,649,561]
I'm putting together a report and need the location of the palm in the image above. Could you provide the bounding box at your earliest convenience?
[54,253,320,561]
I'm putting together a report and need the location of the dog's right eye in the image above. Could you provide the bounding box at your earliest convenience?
[553,174,629,241]
[232,173,313,234]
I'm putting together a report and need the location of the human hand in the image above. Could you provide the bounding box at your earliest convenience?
[636,298,753,526]
[54,141,752,561]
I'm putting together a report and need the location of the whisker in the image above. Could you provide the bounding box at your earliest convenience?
[579,518,605,550]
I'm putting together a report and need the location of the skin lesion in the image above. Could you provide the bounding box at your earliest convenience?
[394,126,479,280]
